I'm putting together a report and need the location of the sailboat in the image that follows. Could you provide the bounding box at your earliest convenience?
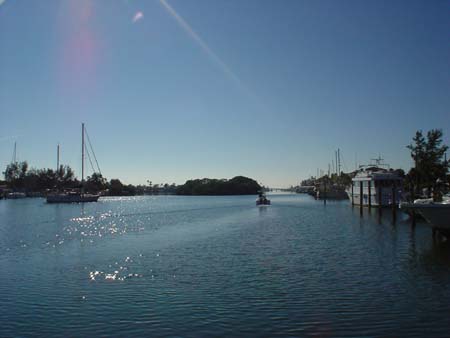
[5,142,27,199]
[46,123,100,203]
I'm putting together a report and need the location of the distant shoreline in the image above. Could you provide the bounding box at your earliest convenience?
[175,176,261,196]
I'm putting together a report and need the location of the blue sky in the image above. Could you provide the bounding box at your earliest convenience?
[0,0,449,187]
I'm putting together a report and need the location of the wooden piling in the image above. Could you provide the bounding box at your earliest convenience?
[377,184,382,217]
[378,185,382,206]
[391,182,397,223]
[360,181,363,216]
[368,181,372,209]
[392,182,396,209]
[351,182,354,206]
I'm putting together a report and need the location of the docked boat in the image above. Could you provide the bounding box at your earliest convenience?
[296,185,315,194]
[256,191,271,206]
[4,144,27,199]
[6,192,26,199]
[347,158,403,207]
[315,184,348,200]
[46,123,100,204]
[400,194,450,231]
[47,191,99,203]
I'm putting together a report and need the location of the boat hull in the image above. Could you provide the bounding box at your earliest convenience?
[400,203,450,229]
[6,192,27,199]
[347,187,402,207]
[316,189,348,200]
[47,194,100,203]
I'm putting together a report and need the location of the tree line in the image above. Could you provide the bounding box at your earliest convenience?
[176,176,261,195]
[1,164,261,197]
[2,129,448,198]
[405,129,449,198]
[1,163,177,196]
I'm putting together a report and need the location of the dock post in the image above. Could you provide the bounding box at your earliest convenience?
[391,182,397,223]
[377,185,382,218]
[378,185,382,206]
[392,183,396,209]
[360,181,363,216]
[368,181,372,209]
[351,182,354,206]
[324,180,327,205]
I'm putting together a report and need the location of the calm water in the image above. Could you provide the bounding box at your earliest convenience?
[1,194,450,337]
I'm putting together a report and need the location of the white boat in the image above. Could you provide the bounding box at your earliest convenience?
[6,192,26,199]
[47,191,99,203]
[347,158,403,207]
[46,123,100,204]
[400,195,450,230]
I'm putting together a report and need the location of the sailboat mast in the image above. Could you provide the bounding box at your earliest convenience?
[57,144,60,171]
[12,142,17,164]
[335,150,338,176]
[82,123,85,193]
[338,148,341,176]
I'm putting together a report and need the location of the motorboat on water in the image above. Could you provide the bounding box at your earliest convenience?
[347,158,403,207]
[400,194,450,231]
[256,192,271,206]
[46,123,100,204]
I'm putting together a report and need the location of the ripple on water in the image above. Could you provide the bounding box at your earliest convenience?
[1,195,450,338]
[88,255,145,282]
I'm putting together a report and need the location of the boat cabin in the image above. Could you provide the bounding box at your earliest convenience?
[347,161,403,207]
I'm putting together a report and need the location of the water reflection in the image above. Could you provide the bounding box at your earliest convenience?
[2,195,450,337]
[421,240,450,269]
[258,206,268,215]
[353,205,408,227]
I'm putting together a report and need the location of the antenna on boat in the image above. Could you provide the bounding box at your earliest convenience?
[369,156,391,169]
